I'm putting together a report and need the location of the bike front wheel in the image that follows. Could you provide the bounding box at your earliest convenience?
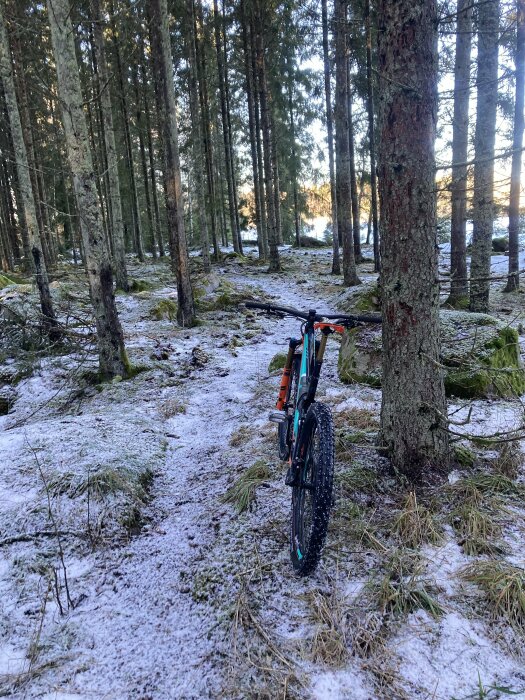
[290,401,334,576]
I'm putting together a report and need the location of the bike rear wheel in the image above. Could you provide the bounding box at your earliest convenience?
[290,401,334,576]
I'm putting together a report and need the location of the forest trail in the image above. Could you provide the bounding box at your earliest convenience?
[68,251,336,698]
[1,246,525,700]
[0,247,353,698]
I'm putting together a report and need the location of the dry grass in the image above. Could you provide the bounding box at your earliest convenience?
[461,560,525,632]
[334,407,379,431]
[229,425,252,448]
[228,578,305,699]
[446,479,504,556]
[160,398,187,419]
[492,443,523,479]
[371,552,444,619]
[222,460,271,513]
[350,611,386,658]
[304,589,348,667]
[392,491,443,549]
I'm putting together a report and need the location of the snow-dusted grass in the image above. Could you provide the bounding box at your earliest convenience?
[0,246,524,698]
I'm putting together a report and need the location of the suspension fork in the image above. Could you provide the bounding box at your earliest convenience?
[276,337,302,410]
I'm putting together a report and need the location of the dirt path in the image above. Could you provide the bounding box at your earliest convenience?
[2,247,524,700]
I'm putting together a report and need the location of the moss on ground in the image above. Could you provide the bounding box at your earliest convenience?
[268,352,287,373]
[339,311,525,398]
[151,299,178,321]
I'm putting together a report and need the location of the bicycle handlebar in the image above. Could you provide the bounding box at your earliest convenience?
[243,300,381,325]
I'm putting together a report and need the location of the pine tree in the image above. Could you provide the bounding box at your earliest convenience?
[470,0,500,312]
[377,0,449,477]
[149,0,196,326]
[504,0,524,292]
[0,1,59,340]
[47,0,128,378]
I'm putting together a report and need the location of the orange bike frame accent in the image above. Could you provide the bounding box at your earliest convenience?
[314,322,345,334]
[276,343,302,410]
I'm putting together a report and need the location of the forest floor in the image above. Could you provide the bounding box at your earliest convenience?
[1,244,525,700]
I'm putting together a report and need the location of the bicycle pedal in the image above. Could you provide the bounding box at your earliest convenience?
[269,411,286,424]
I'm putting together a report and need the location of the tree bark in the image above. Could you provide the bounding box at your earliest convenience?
[149,0,196,326]
[504,0,524,292]
[109,0,145,262]
[250,15,268,257]
[90,0,129,291]
[254,0,280,271]
[194,0,220,261]
[0,1,58,339]
[448,0,472,305]
[347,66,361,262]
[322,0,340,274]
[213,0,242,254]
[377,0,449,477]
[132,53,156,259]
[364,0,380,272]
[334,0,360,286]
[47,0,128,377]
[469,0,500,312]
[241,0,266,259]
[186,0,211,271]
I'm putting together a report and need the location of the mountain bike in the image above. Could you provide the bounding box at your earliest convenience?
[244,301,382,576]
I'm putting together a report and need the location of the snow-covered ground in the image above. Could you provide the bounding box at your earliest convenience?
[0,245,524,699]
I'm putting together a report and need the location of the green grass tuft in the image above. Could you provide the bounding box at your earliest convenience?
[222,460,271,513]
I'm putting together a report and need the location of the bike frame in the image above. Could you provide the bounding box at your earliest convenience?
[277,311,344,469]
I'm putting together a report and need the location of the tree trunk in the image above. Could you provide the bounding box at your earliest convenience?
[47,0,128,377]
[0,2,58,339]
[364,0,380,272]
[322,0,340,274]
[347,66,361,262]
[109,0,145,262]
[132,48,156,259]
[213,0,242,254]
[149,0,196,326]
[377,0,449,478]
[194,0,220,261]
[287,53,301,248]
[254,0,280,272]
[448,0,472,305]
[334,0,360,286]
[241,0,266,259]
[250,15,268,257]
[469,0,500,312]
[504,0,524,292]
[91,0,129,291]
[186,0,211,272]
[270,109,283,246]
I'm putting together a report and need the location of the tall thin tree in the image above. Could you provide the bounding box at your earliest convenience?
[470,0,500,312]
[90,0,129,291]
[149,0,196,326]
[322,0,340,275]
[504,0,524,292]
[0,1,58,339]
[448,0,472,306]
[334,0,360,286]
[47,0,128,378]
